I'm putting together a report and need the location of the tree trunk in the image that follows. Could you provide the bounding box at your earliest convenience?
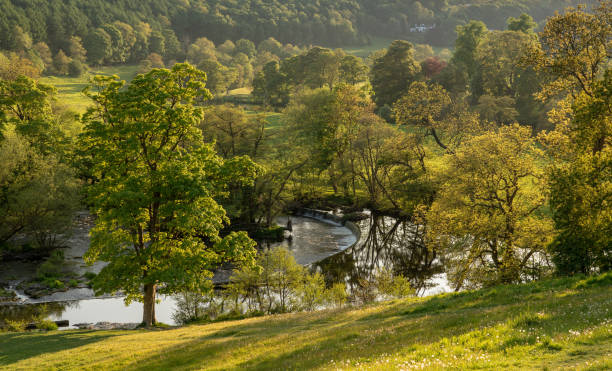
[143,283,157,327]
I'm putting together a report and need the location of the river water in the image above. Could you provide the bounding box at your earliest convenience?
[314,213,450,296]
[0,212,449,328]
[0,215,358,328]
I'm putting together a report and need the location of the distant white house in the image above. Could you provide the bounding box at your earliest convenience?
[410,24,436,33]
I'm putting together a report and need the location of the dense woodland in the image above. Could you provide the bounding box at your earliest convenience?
[0,1,611,327]
[0,0,598,54]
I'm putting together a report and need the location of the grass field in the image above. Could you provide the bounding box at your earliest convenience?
[343,37,397,58]
[343,37,452,59]
[41,65,140,113]
[1,273,610,370]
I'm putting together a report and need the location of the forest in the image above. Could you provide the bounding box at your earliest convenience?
[0,0,610,331]
[0,0,599,54]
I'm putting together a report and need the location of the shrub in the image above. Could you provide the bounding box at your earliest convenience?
[377,268,414,299]
[43,279,64,290]
[83,272,97,280]
[172,292,218,325]
[4,320,26,332]
[297,272,326,311]
[68,279,78,288]
[36,320,58,331]
[325,282,348,308]
[68,59,85,77]
[36,250,64,280]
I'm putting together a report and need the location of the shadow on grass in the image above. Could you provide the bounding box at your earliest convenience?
[0,330,124,367]
[7,275,607,370]
[123,299,508,370]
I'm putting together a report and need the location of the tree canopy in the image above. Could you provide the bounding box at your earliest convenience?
[80,63,259,326]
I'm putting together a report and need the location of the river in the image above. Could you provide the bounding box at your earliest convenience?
[0,211,449,328]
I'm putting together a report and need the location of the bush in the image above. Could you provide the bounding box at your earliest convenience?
[36,250,64,280]
[83,272,97,280]
[377,268,414,299]
[172,292,218,325]
[68,279,78,288]
[297,272,326,311]
[251,226,285,241]
[67,59,85,77]
[0,131,80,250]
[36,320,58,331]
[325,282,348,308]
[4,320,26,332]
[43,279,64,290]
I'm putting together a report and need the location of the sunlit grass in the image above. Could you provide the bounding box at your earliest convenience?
[41,65,140,113]
[342,37,396,58]
[1,273,610,370]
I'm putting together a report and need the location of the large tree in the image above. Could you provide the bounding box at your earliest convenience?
[548,71,612,274]
[449,20,488,101]
[81,64,259,326]
[525,3,612,275]
[525,3,611,99]
[427,124,553,289]
[393,81,482,153]
[370,40,421,108]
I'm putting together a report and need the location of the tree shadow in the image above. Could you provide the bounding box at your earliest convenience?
[124,301,506,370]
[125,278,602,370]
[0,330,124,367]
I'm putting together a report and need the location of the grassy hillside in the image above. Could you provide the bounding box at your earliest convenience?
[1,274,611,370]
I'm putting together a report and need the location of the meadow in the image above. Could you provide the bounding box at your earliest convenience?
[1,273,610,370]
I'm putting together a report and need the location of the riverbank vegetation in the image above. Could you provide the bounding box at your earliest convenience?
[1,273,611,369]
[0,0,610,333]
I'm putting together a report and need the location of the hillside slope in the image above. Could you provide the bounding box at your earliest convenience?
[0,0,596,51]
[1,274,611,370]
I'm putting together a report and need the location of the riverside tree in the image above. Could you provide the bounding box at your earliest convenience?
[81,64,259,326]
[426,124,554,289]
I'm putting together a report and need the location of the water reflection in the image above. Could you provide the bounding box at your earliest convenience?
[0,297,178,329]
[314,213,445,296]
[0,301,72,327]
[269,215,356,265]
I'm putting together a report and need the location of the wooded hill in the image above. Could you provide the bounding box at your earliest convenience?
[0,0,596,53]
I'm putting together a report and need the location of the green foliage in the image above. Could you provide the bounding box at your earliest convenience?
[545,66,612,275]
[252,61,290,108]
[524,3,611,99]
[376,268,414,299]
[325,282,349,308]
[0,0,589,60]
[0,129,79,248]
[449,20,488,99]
[36,250,64,280]
[172,292,219,325]
[253,46,363,108]
[370,40,421,108]
[67,60,85,78]
[575,271,612,288]
[427,124,554,289]
[80,63,259,326]
[84,28,112,66]
[297,272,326,311]
[35,320,58,331]
[507,13,537,34]
[226,247,351,315]
[3,320,26,332]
